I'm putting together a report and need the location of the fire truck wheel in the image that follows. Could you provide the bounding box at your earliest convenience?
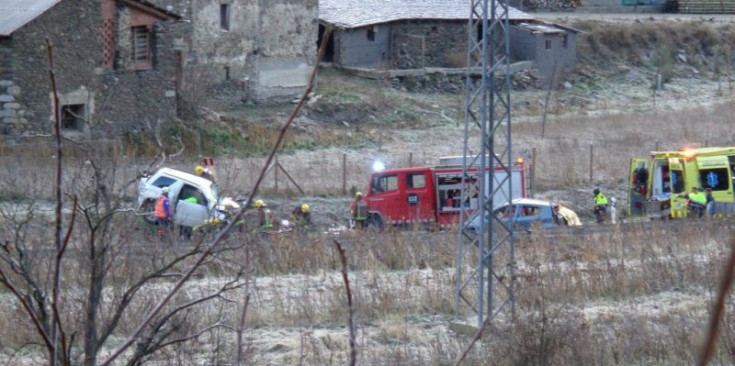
[368,215,385,231]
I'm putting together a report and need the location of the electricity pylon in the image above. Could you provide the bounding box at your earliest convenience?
[455,0,515,328]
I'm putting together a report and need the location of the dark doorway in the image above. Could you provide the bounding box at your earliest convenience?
[317,24,335,62]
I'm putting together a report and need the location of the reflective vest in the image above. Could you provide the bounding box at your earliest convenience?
[154,196,170,218]
[594,193,608,206]
[690,191,707,206]
[355,199,368,220]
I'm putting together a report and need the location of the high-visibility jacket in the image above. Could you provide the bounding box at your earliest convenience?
[690,191,707,206]
[259,208,272,229]
[594,192,608,206]
[355,199,368,221]
[154,196,170,218]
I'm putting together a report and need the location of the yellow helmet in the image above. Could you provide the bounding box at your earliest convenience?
[355,192,363,198]
[255,199,264,209]
[301,203,310,213]
[194,165,204,175]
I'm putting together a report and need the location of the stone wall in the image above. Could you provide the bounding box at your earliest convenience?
[2,0,189,138]
[390,20,467,70]
[334,27,391,68]
[150,0,318,106]
[0,38,24,136]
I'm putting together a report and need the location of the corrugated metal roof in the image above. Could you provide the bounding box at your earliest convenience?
[517,22,567,34]
[320,0,533,29]
[0,0,63,36]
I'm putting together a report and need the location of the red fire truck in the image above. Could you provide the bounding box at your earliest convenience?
[350,156,530,229]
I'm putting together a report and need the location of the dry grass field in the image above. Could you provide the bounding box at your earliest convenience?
[2,17,735,366]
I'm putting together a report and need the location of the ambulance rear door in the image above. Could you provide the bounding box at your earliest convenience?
[628,158,650,217]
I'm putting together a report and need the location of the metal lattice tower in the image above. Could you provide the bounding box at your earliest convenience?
[455,0,515,328]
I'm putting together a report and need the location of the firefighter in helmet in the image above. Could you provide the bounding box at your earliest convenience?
[291,203,312,233]
[351,192,368,229]
[194,165,215,182]
[593,188,609,224]
[255,199,273,231]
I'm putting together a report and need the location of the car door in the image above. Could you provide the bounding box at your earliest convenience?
[628,158,649,217]
[368,173,401,222]
[405,171,432,222]
[173,184,210,227]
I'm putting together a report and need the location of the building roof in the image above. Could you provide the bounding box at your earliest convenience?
[516,22,570,34]
[320,0,534,29]
[0,0,63,37]
[0,0,181,37]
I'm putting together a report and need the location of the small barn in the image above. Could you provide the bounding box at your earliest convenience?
[510,22,580,78]
[319,0,578,80]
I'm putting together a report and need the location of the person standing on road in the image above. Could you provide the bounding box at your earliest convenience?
[154,187,172,236]
[705,188,715,218]
[593,188,609,224]
[255,199,273,231]
[688,187,707,218]
[351,192,368,229]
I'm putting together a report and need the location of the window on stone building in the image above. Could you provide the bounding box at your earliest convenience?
[61,104,87,131]
[220,4,230,30]
[367,28,375,42]
[562,34,568,48]
[132,26,152,69]
[545,39,551,50]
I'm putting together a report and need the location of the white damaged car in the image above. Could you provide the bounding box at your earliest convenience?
[137,167,230,228]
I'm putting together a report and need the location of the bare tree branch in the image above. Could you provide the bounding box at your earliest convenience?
[333,239,357,366]
[0,268,53,349]
[46,37,64,366]
[236,245,251,366]
[127,279,245,365]
[696,237,735,366]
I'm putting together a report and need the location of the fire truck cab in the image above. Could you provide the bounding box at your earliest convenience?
[352,156,530,229]
[627,147,735,219]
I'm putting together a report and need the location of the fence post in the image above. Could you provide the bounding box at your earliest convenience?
[705,139,709,147]
[655,140,660,151]
[531,147,536,198]
[342,153,347,196]
[274,154,279,194]
[409,152,413,167]
[589,144,594,185]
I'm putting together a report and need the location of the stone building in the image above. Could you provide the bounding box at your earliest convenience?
[149,0,319,107]
[0,0,189,137]
[510,22,580,79]
[319,0,578,80]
